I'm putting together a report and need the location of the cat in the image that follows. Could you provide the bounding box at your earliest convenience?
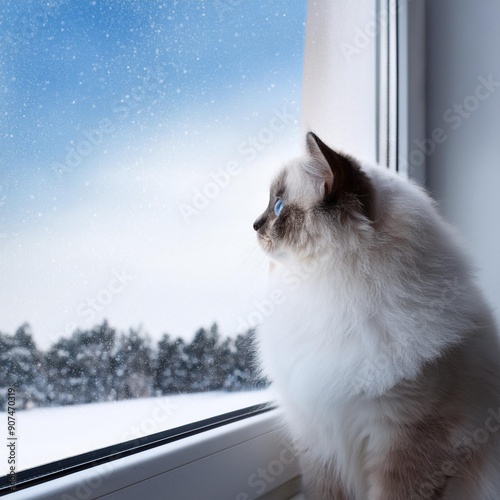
[253,132,500,499]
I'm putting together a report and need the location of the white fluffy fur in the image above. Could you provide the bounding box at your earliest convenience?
[256,155,500,499]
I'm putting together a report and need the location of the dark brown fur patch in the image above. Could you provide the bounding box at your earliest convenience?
[382,417,453,499]
[300,455,350,500]
[364,348,475,500]
[308,133,375,221]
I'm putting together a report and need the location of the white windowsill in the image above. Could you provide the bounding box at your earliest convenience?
[8,410,302,500]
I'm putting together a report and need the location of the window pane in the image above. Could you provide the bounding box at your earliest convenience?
[0,0,306,475]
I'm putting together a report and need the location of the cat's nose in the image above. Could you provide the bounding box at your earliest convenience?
[253,216,265,231]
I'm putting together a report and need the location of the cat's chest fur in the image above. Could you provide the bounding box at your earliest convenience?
[258,266,398,404]
[257,266,404,494]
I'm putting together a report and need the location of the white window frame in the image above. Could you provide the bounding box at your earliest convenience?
[397,0,426,184]
[301,0,425,182]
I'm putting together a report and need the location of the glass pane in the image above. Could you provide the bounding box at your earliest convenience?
[0,0,306,476]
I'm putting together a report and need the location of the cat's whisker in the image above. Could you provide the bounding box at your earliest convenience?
[240,243,269,273]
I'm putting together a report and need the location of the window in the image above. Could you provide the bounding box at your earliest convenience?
[0,0,307,491]
[1,1,424,498]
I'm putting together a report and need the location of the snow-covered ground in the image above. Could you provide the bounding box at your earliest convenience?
[1,390,274,473]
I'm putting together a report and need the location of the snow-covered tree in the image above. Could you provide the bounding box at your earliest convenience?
[0,323,47,410]
[183,323,233,392]
[45,321,117,406]
[112,327,154,400]
[225,329,268,391]
[154,334,187,395]
[1,321,267,409]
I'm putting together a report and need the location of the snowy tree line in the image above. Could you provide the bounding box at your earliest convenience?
[0,321,267,411]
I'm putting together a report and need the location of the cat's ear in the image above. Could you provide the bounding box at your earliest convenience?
[305,132,374,218]
[305,132,334,198]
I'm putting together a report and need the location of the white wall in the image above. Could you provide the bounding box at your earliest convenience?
[302,0,377,165]
[426,0,500,324]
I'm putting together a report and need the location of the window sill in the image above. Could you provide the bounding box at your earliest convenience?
[7,409,302,500]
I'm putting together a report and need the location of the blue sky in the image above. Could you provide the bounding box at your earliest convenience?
[1,0,306,214]
[0,0,307,347]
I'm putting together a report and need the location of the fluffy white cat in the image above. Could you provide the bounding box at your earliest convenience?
[254,132,500,499]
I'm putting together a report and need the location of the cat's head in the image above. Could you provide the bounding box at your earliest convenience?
[253,132,375,262]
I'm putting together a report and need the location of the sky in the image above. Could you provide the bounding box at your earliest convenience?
[0,0,307,348]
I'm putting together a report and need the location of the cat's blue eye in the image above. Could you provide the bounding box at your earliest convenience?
[274,198,283,217]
